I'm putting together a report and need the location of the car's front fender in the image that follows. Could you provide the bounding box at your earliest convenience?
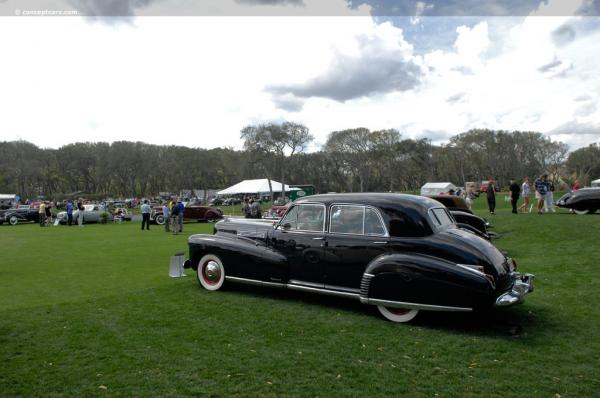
[187,233,288,281]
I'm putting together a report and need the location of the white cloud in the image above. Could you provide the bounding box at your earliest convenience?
[0,0,599,151]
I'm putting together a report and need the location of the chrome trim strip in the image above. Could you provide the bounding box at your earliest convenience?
[225,276,285,289]
[363,298,472,312]
[288,279,322,289]
[456,263,487,277]
[287,283,360,299]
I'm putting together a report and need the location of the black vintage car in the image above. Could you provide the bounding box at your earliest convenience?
[428,195,492,240]
[184,193,534,323]
[0,206,40,225]
[556,188,600,214]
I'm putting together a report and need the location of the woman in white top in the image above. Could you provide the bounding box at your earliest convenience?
[518,177,531,213]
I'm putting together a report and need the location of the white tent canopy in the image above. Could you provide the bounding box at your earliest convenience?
[591,179,600,187]
[420,182,459,196]
[217,179,299,196]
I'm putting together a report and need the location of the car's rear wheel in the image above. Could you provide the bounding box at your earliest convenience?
[197,254,225,291]
[9,215,18,225]
[155,215,165,225]
[573,209,590,215]
[377,306,419,323]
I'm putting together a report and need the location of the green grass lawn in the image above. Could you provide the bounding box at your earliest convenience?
[1,195,599,397]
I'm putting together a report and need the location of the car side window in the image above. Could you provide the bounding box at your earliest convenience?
[280,204,325,232]
[365,207,386,236]
[330,205,365,235]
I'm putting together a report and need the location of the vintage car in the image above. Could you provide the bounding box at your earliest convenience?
[184,193,534,323]
[0,205,40,225]
[428,195,493,240]
[151,204,223,225]
[112,207,132,222]
[556,188,600,214]
[222,197,242,206]
[56,204,107,224]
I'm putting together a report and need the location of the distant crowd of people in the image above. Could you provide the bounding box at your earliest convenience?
[484,175,580,215]
[241,197,262,219]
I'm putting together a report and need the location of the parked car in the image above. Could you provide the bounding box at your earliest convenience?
[265,204,290,219]
[557,188,600,214]
[151,204,224,225]
[222,198,242,206]
[184,193,534,323]
[428,195,493,240]
[112,207,132,222]
[56,204,107,224]
[0,205,40,225]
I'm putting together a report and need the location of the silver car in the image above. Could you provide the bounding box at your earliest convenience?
[57,204,106,224]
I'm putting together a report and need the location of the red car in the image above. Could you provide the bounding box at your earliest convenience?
[151,204,223,225]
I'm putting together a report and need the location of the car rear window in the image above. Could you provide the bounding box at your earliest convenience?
[429,208,455,227]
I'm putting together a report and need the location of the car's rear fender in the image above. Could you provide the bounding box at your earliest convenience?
[361,253,494,310]
[187,233,288,282]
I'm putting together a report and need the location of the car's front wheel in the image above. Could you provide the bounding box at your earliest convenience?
[377,306,419,323]
[155,214,165,225]
[197,254,226,291]
[9,215,18,225]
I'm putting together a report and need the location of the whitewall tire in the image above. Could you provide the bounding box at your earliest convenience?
[377,306,419,323]
[9,216,18,225]
[573,209,589,215]
[197,254,226,291]
[155,215,165,225]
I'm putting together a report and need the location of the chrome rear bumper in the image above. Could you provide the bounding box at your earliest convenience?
[495,273,535,307]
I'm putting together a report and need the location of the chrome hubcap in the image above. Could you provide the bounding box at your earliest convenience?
[204,261,221,282]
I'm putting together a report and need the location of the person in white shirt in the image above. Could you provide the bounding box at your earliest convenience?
[141,200,151,231]
[518,177,531,213]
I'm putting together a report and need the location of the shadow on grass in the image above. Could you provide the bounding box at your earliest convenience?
[212,281,559,340]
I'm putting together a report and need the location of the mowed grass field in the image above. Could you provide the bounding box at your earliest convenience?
[1,195,599,397]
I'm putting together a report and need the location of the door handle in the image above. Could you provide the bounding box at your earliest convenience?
[312,237,326,240]
[373,241,388,245]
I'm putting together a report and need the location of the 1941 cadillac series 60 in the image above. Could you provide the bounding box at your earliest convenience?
[184,193,534,323]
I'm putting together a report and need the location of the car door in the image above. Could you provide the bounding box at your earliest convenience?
[270,203,327,286]
[324,205,389,289]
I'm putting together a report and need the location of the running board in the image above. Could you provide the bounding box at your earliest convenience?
[224,276,472,312]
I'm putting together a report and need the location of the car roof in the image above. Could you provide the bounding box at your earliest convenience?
[295,192,442,212]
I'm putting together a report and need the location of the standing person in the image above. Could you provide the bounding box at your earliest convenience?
[176,200,185,233]
[171,200,180,235]
[518,177,531,213]
[534,174,548,215]
[250,198,262,219]
[66,200,74,226]
[45,201,52,225]
[162,202,170,232]
[77,199,85,226]
[140,200,151,231]
[509,179,520,214]
[572,179,581,191]
[486,180,496,215]
[38,201,47,227]
[544,180,556,213]
[242,197,251,218]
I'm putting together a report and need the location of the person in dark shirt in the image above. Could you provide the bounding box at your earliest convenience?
[486,180,496,214]
[509,179,520,214]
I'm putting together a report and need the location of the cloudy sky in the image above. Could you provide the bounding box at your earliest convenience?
[1,0,599,150]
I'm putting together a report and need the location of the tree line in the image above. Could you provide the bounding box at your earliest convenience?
[1,126,598,199]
